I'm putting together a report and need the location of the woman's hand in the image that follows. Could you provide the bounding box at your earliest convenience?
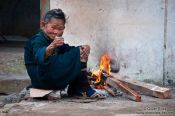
[80,45,90,55]
[80,45,90,62]
[45,36,64,59]
[51,36,64,48]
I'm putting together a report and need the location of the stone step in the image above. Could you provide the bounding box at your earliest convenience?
[0,75,30,94]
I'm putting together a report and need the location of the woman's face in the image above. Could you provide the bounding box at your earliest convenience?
[43,18,65,40]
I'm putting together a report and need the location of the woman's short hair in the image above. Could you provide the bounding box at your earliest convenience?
[43,8,66,23]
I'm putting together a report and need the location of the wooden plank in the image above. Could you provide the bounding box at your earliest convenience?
[106,77,141,102]
[111,73,172,99]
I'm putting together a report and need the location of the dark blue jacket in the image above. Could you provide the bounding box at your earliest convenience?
[24,30,81,89]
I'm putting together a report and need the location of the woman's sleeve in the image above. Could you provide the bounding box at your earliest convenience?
[31,38,47,65]
[61,44,77,52]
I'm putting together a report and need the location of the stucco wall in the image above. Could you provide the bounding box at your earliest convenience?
[165,0,175,85]
[50,0,175,85]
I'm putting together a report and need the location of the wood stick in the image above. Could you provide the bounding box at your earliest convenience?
[107,77,141,102]
[104,85,116,96]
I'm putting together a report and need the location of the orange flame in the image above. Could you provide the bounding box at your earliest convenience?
[100,53,111,75]
[92,52,111,89]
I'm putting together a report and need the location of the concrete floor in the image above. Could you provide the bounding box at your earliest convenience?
[0,43,175,116]
[0,92,175,116]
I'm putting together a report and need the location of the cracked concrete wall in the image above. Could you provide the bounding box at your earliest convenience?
[50,0,175,85]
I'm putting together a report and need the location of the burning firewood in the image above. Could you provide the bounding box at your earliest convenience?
[88,52,141,102]
[88,70,141,102]
[88,53,110,89]
[87,71,118,96]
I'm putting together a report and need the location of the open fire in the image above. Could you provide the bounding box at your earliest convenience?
[91,52,111,89]
[87,53,142,102]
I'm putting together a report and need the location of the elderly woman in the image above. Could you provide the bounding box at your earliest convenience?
[24,8,105,99]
